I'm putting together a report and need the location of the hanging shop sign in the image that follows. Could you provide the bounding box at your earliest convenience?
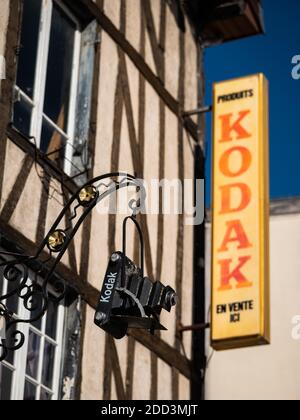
[211,74,270,350]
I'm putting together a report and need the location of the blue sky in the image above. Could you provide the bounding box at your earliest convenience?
[204,0,300,206]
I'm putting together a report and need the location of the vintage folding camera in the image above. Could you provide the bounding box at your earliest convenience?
[94,251,178,339]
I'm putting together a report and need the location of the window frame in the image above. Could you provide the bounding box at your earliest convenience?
[14,0,82,176]
[0,259,65,401]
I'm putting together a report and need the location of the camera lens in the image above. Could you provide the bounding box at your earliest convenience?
[164,287,178,311]
[167,292,178,307]
[169,293,178,307]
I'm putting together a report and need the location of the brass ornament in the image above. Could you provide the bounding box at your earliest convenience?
[47,230,66,253]
[78,186,97,206]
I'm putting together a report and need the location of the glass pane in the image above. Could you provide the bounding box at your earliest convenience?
[42,340,55,389]
[43,4,76,131]
[26,330,41,380]
[6,349,15,367]
[5,323,17,366]
[40,387,52,401]
[0,365,13,400]
[29,287,43,331]
[13,97,32,137]
[40,118,67,163]
[24,380,36,401]
[16,0,42,98]
[45,299,58,340]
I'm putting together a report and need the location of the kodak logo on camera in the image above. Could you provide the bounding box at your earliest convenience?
[100,272,117,303]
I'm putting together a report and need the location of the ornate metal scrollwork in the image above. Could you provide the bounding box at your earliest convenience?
[0,173,146,362]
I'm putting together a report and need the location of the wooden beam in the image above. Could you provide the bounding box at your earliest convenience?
[0,1,23,203]
[142,0,163,79]
[108,336,126,400]
[6,126,78,195]
[129,329,195,382]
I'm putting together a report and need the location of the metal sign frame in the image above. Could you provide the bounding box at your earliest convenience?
[211,74,270,350]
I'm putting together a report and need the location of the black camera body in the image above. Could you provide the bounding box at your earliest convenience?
[94,252,177,339]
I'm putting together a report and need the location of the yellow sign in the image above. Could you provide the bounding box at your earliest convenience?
[211,74,270,350]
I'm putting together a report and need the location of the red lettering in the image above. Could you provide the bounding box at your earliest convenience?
[219,183,251,214]
[216,110,254,293]
[219,110,252,142]
[219,146,252,178]
[218,220,252,252]
[218,257,252,291]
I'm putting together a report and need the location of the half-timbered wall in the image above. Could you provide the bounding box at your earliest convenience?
[0,0,203,400]
[0,2,9,56]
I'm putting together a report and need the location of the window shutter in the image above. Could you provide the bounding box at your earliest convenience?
[71,20,98,184]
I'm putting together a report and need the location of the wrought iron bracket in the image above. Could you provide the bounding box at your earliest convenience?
[176,321,210,341]
[177,322,210,333]
[0,173,146,362]
[182,106,212,118]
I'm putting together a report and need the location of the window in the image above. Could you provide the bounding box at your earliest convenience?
[0,260,65,400]
[13,0,96,179]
